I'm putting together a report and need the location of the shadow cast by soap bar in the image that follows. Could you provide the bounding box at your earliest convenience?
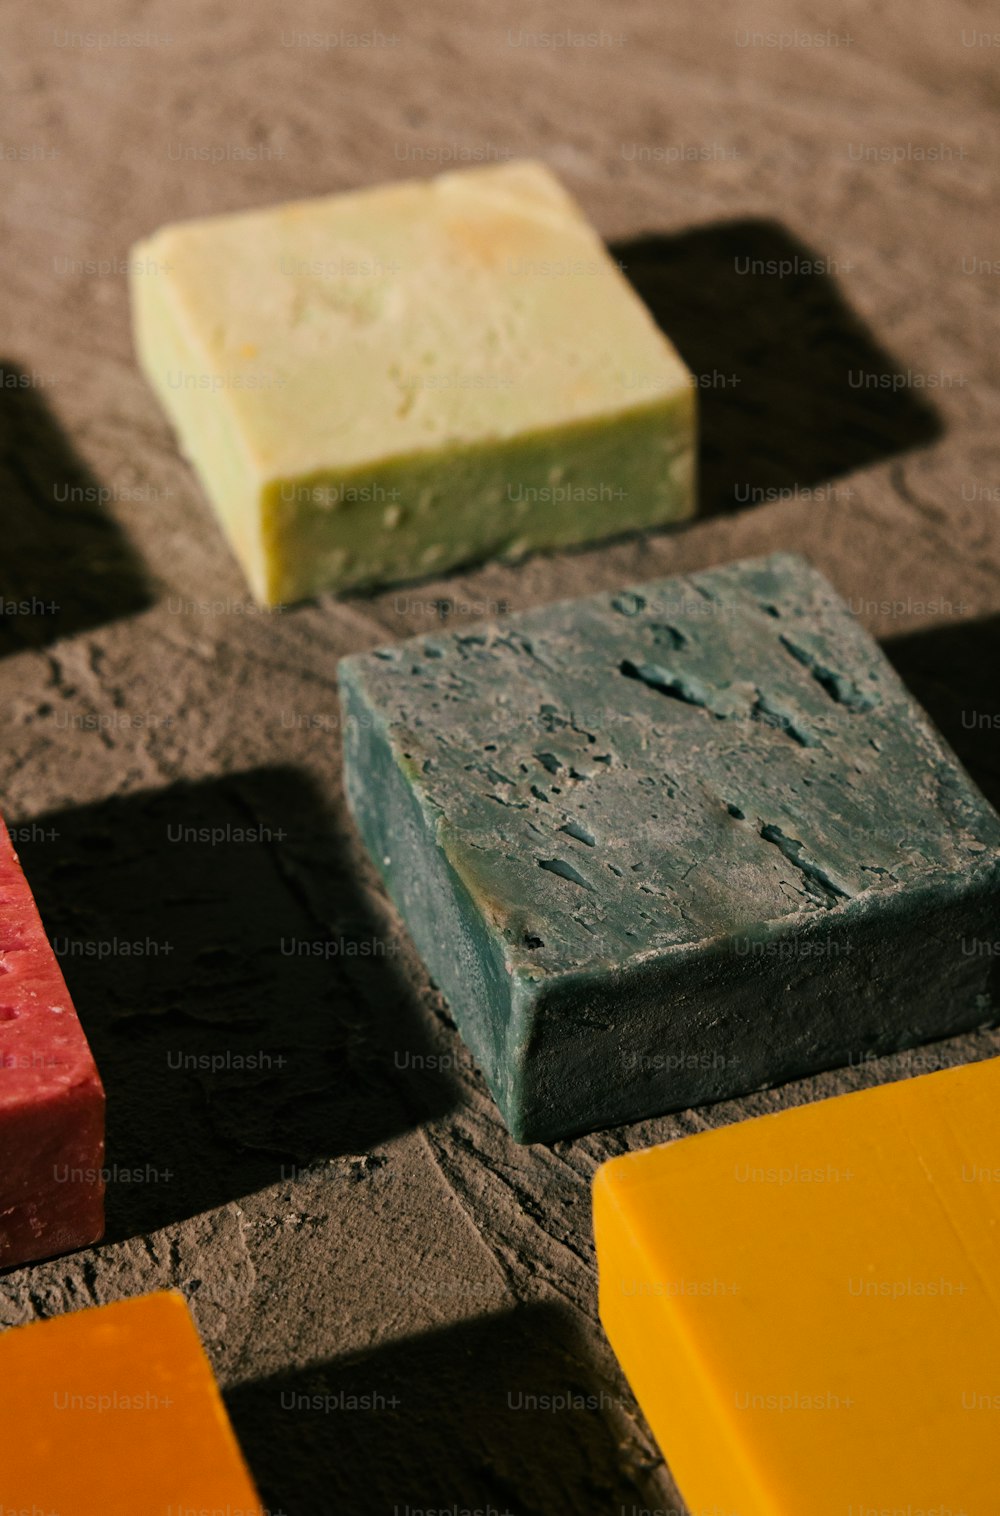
[226,1301,675,1516]
[884,613,1000,812]
[0,361,150,656]
[612,221,942,517]
[14,766,459,1244]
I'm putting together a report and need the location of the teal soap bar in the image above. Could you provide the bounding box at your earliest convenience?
[339,553,1000,1142]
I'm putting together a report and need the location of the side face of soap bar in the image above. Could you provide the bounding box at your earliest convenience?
[130,159,694,604]
[0,1290,263,1516]
[0,816,105,1265]
[340,551,1000,1142]
[593,1055,1000,1516]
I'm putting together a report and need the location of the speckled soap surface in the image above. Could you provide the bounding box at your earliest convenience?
[130,159,694,605]
[340,552,1000,1141]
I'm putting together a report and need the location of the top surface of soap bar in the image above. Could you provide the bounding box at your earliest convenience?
[340,552,1000,984]
[594,1055,1000,1514]
[0,1290,262,1514]
[132,159,689,478]
[0,815,102,1111]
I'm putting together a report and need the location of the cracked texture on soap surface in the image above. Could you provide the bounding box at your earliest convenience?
[341,554,1000,1141]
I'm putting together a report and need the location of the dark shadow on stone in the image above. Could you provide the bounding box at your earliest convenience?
[612,221,942,518]
[0,361,150,655]
[14,766,459,1242]
[883,613,1000,812]
[226,1302,673,1516]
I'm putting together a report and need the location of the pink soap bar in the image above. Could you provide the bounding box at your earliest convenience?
[0,816,105,1265]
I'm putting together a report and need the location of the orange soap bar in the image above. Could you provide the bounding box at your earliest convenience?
[594,1056,1000,1516]
[0,1290,263,1516]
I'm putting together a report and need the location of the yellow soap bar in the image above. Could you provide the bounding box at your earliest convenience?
[130,159,694,604]
[0,1290,263,1516]
[594,1057,1000,1516]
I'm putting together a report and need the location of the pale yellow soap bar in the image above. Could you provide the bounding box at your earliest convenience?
[594,1056,1000,1516]
[130,160,694,604]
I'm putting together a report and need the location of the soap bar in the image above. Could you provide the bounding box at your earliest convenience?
[0,815,105,1264]
[0,1290,263,1515]
[594,1054,1000,1516]
[339,551,1000,1142]
[130,159,694,604]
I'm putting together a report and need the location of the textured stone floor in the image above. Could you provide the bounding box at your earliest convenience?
[0,2,997,1512]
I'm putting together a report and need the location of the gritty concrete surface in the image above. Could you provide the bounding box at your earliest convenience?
[0,2,997,1512]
